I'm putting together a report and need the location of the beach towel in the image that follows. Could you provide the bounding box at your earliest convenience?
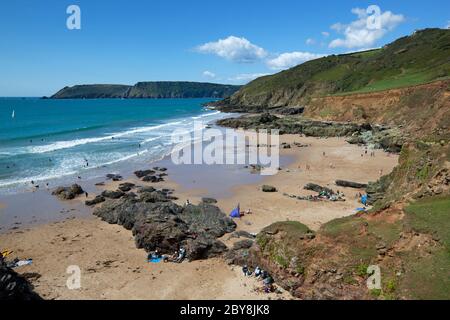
[356,207,366,212]
[12,259,33,268]
[230,204,240,218]
[148,257,162,263]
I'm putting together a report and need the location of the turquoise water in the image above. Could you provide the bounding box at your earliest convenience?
[0,98,226,192]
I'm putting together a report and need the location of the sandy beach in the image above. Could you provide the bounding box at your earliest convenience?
[0,133,398,300]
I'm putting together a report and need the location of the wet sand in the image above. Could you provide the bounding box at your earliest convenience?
[0,134,398,299]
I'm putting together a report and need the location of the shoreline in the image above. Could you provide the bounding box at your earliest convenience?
[0,131,399,299]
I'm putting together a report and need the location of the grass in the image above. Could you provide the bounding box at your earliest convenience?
[235,28,450,100]
[399,196,450,299]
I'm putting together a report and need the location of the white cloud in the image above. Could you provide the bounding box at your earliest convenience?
[321,31,330,37]
[329,6,405,49]
[446,21,450,29]
[306,38,316,45]
[202,70,216,79]
[196,36,267,63]
[228,73,270,83]
[266,51,325,70]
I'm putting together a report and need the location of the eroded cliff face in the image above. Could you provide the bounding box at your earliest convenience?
[305,80,450,139]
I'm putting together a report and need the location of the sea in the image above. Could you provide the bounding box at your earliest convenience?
[0,97,229,194]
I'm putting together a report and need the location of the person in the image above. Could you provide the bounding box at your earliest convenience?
[242,265,249,276]
[323,151,326,157]
[254,266,262,278]
[175,247,186,263]
[185,199,190,206]
[85,192,89,198]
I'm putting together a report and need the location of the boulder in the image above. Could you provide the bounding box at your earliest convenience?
[0,260,42,300]
[106,174,123,181]
[101,190,125,199]
[85,195,105,206]
[304,183,334,195]
[262,185,277,192]
[233,239,254,250]
[118,182,135,192]
[142,175,164,183]
[93,188,235,261]
[201,197,218,204]
[335,180,368,189]
[134,170,155,178]
[52,184,84,200]
[184,236,228,261]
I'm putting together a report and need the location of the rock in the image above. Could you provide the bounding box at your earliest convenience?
[0,260,42,300]
[201,197,218,204]
[137,186,156,193]
[118,182,135,192]
[142,175,164,183]
[93,189,236,261]
[335,180,368,189]
[52,184,84,200]
[233,239,254,250]
[304,183,334,195]
[101,190,125,199]
[139,191,170,203]
[228,230,256,239]
[262,185,277,192]
[134,170,155,178]
[85,195,105,206]
[185,236,228,261]
[106,174,122,181]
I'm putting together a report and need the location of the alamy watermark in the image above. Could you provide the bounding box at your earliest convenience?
[170,121,280,176]
[66,5,81,30]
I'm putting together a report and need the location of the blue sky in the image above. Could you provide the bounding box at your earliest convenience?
[0,0,449,96]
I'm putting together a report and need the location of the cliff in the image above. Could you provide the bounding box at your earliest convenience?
[50,82,241,99]
[214,28,450,112]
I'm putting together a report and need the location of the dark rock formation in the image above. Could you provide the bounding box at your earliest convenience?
[118,182,135,192]
[335,180,368,189]
[106,174,123,181]
[262,185,277,192]
[51,184,84,200]
[0,259,42,300]
[304,183,334,195]
[85,195,105,206]
[101,190,125,199]
[134,170,155,178]
[93,188,236,261]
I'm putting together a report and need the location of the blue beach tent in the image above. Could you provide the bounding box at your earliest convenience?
[230,204,240,218]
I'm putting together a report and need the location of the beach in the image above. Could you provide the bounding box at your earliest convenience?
[0,132,398,300]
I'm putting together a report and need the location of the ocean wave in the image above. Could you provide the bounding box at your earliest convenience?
[23,120,186,154]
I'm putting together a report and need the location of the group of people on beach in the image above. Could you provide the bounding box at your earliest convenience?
[242,265,275,293]
[147,247,187,264]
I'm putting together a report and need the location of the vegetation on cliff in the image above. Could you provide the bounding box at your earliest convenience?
[216,28,450,110]
[50,82,241,99]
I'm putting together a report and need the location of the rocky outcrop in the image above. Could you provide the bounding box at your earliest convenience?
[93,191,236,261]
[0,259,42,300]
[217,115,374,138]
[304,183,334,195]
[51,184,84,200]
[335,180,368,189]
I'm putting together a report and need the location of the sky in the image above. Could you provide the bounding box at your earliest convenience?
[0,0,449,96]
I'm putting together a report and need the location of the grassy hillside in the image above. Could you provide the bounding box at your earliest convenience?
[220,28,450,109]
[51,82,241,99]
[127,81,241,98]
[51,84,131,99]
